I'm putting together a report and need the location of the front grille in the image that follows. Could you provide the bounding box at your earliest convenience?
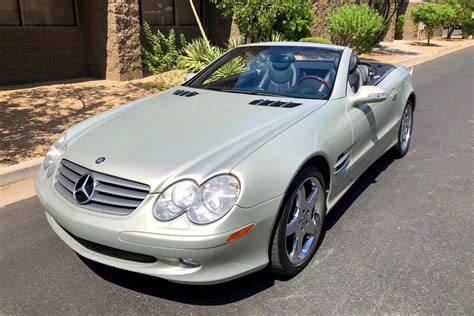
[62,226,157,263]
[54,159,150,216]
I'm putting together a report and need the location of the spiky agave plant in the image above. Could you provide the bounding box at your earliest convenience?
[270,32,288,42]
[226,36,245,50]
[179,38,221,72]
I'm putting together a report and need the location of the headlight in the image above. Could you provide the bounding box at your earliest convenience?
[42,132,67,177]
[154,175,240,224]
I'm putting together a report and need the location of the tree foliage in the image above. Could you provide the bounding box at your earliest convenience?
[327,4,384,54]
[210,0,314,42]
[411,3,443,45]
[440,0,472,39]
[272,1,315,41]
[395,14,405,39]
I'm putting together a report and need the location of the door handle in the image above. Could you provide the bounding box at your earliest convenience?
[390,90,397,100]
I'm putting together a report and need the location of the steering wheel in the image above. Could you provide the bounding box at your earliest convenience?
[297,75,329,88]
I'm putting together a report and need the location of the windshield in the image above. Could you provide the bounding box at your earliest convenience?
[184,45,343,100]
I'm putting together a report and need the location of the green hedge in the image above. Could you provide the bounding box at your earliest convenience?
[299,37,332,44]
[327,4,384,54]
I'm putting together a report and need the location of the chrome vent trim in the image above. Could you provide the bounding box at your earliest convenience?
[334,152,350,174]
[249,99,302,108]
[173,89,199,97]
[54,159,150,216]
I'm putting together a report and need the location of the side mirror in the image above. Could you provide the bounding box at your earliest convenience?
[351,86,387,106]
[185,73,196,81]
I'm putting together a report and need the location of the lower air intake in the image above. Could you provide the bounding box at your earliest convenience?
[63,226,157,264]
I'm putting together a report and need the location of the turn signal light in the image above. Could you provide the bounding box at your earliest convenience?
[226,224,256,243]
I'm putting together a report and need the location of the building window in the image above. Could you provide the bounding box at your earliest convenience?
[0,0,77,27]
[0,0,21,26]
[141,0,203,26]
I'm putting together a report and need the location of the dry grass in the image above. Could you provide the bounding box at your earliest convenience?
[0,70,186,167]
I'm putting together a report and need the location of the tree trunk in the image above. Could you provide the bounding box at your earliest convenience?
[447,27,455,39]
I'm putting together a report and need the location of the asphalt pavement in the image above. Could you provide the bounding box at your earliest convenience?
[1,47,473,315]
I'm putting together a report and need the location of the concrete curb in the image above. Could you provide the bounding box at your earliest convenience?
[0,158,42,187]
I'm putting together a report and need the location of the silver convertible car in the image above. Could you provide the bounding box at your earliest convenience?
[35,43,415,284]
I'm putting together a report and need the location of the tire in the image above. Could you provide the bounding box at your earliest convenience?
[392,100,414,158]
[269,166,326,276]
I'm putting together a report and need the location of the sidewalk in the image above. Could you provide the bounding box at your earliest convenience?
[362,38,473,65]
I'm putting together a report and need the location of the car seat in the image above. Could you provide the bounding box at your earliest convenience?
[258,54,297,93]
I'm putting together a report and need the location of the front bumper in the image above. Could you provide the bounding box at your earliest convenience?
[35,168,282,284]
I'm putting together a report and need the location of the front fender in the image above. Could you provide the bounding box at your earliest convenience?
[231,100,352,209]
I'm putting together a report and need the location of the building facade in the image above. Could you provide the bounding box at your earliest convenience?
[0,0,234,85]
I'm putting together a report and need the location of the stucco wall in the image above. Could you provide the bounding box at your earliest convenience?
[106,0,142,81]
[0,27,86,85]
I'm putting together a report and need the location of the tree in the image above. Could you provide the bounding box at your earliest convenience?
[411,3,443,45]
[366,0,404,45]
[440,0,472,39]
[209,0,314,42]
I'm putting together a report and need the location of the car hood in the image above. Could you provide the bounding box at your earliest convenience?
[63,88,326,192]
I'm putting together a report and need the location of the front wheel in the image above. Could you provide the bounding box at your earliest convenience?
[392,100,414,158]
[269,166,326,276]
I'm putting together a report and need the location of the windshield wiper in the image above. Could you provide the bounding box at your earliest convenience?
[217,88,288,98]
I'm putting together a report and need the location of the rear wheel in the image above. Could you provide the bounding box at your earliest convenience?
[392,100,414,158]
[269,166,326,275]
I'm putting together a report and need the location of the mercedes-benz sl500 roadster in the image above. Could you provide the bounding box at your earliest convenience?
[36,42,415,284]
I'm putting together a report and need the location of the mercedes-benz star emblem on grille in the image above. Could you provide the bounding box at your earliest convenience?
[95,157,106,164]
[73,173,97,204]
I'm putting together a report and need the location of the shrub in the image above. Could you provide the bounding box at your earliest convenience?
[179,38,222,73]
[226,36,245,50]
[141,22,186,73]
[395,14,405,38]
[210,0,314,42]
[327,4,384,54]
[411,3,443,45]
[270,32,288,42]
[273,0,315,41]
[462,19,474,38]
[299,37,332,45]
[179,36,248,74]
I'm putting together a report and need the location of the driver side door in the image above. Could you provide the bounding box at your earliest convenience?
[345,81,396,182]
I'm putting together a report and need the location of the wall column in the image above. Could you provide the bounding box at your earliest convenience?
[106,0,143,81]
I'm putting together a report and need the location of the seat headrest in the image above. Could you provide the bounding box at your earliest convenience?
[349,55,360,74]
[270,54,295,71]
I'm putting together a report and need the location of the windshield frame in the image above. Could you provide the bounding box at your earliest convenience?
[183,45,343,101]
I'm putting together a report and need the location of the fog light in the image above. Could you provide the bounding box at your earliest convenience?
[180,257,200,268]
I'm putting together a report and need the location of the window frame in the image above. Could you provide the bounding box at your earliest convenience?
[0,0,78,28]
[140,0,204,27]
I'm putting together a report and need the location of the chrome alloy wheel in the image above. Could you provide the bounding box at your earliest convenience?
[285,176,324,265]
[400,104,413,152]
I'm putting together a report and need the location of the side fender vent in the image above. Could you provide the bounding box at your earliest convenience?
[173,89,199,97]
[249,99,302,108]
